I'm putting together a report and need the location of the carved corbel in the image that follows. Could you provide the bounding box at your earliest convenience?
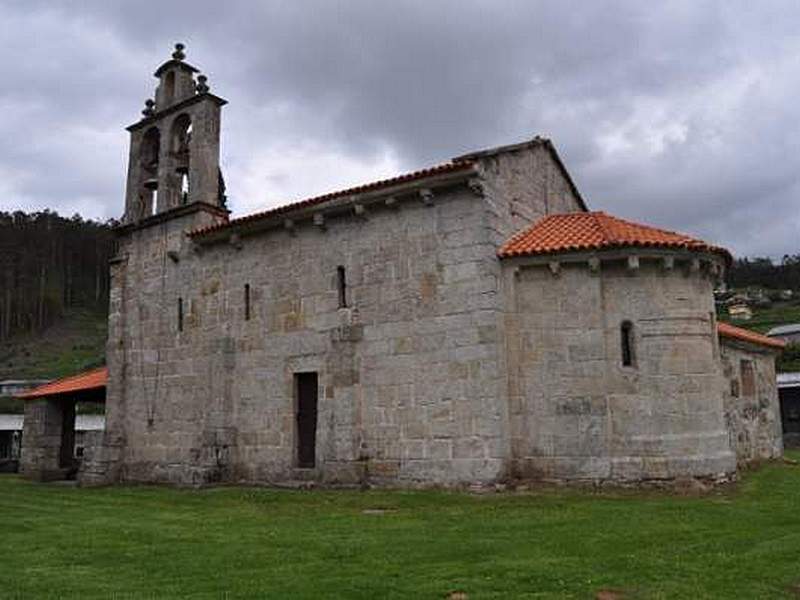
[283,218,296,235]
[313,212,326,230]
[468,178,485,197]
[548,261,561,277]
[419,188,435,206]
[229,233,243,250]
[588,257,601,273]
[627,255,640,272]
[662,256,675,271]
[353,203,367,218]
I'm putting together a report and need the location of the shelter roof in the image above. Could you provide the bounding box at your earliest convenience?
[18,367,108,399]
[718,322,786,350]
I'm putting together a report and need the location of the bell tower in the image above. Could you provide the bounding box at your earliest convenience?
[123,43,228,223]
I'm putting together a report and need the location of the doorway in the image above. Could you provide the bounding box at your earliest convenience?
[295,373,318,468]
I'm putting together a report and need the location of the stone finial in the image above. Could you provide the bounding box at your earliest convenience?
[196,74,209,94]
[141,99,155,117]
[172,43,186,61]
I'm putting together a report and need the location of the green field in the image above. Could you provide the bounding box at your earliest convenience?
[1,455,800,599]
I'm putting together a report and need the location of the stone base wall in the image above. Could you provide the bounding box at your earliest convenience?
[721,341,783,465]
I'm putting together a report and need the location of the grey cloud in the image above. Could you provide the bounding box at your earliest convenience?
[0,0,798,257]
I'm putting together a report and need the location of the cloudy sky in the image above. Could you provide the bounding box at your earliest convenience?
[1,1,798,258]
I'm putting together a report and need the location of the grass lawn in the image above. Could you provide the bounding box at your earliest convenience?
[2,456,800,599]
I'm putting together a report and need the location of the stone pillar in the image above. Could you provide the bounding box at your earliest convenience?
[20,399,70,481]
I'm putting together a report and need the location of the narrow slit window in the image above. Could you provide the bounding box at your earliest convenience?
[740,359,755,396]
[621,320,635,367]
[244,284,251,321]
[337,266,347,308]
[178,297,184,332]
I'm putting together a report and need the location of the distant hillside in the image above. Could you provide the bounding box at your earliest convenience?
[0,210,113,409]
[0,210,115,341]
[0,306,107,381]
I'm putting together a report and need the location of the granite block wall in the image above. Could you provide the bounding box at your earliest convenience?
[504,256,737,482]
[720,341,783,464]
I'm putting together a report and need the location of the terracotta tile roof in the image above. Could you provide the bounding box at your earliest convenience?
[718,322,786,350]
[498,211,730,259]
[18,366,108,399]
[190,161,475,238]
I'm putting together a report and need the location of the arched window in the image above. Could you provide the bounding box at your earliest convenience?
[141,127,160,170]
[172,114,192,155]
[621,320,635,367]
[164,71,176,103]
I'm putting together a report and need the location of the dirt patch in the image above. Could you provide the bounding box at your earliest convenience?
[595,589,627,600]
[445,591,468,600]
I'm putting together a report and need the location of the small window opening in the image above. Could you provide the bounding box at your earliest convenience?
[621,320,635,367]
[151,189,158,215]
[244,284,251,321]
[740,359,755,396]
[164,71,176,102]
[337,266,347,308]
[178,297,184,332]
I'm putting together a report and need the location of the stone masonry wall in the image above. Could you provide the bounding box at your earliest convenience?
[504,256,736,482]
[108,183,511,487]
[479,144,584,248]
[720,340,783,465]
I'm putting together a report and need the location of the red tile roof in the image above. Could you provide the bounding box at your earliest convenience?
[190,161,475,239]
[498,211,730,259]
[19,367,108,399]
[718,322,786,350]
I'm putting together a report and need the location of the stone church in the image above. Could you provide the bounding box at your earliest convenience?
[23,45,786,487]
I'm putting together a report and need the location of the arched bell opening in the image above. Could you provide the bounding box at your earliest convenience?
[139,127,160,217]
[171,114,192,206]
